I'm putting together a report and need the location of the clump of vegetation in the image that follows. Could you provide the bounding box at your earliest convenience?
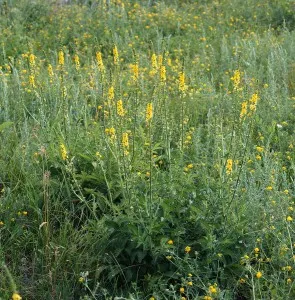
[0,0,295,299]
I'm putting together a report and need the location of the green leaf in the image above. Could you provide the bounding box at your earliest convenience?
[0,121,13,132]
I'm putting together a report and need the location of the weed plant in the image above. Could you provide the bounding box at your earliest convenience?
[0,0,295,299]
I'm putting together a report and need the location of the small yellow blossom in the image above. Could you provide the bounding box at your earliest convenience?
[254,248,260,253]
[12,293,22,300]
[185,246,191,253]
[208,285,217,294]
[167,239,174,245]
[179,287,185,294]
[256,146,264,152]
[287,216,293,222]
[256,271,262,279]
[239,278,246,284]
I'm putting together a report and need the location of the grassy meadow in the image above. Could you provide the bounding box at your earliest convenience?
[0,0,295,299]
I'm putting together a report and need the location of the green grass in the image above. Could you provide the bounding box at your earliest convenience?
[0,0,295,299]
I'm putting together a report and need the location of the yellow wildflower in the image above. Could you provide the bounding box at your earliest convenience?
[226,159,233,175]
[146,103,153,123]
[117,99,125,117]
[240,101,247,119]
[96,51,105,72]
[47,64,54,77]
[132,63,139,82]
[167,239,174,245]
[73,54,80,70]
[256,146,264,152]
[231,70,241,90]
[249,93,259,112]
[29,54,36,69]
[12,293,22,300]
[29,75,36,88]
[160,65,166,83]
[122,132,129,156]
[185,246,191,253]
[60,143,68,161]
[256,271,262,279]
[179,287,185,294]
[58,50,64,66]
[179,72,187,93]
[113,45,119,65]
[108,86,115,101]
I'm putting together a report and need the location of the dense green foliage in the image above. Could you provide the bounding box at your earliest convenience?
[0,0,295,299]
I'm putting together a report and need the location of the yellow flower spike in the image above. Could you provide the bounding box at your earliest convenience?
[96,51,105,72]
[179,72,188,93]
[230,69,241,91]
[47,64,54,78]
[29,53,36,70]
[116,99,125,117]
[160,65,166,83]
[122,132,129,156]
[226,159,233,175]
[108,86,115,102]
[146,103,153,123]
[132,63,139,82]
[249,93,259,112]
[73,54,80,71]
[58,50,65,66]
[240,101,247,119]
[29,75,36,88]
[113,45,119,65]
[60,143,68,161]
